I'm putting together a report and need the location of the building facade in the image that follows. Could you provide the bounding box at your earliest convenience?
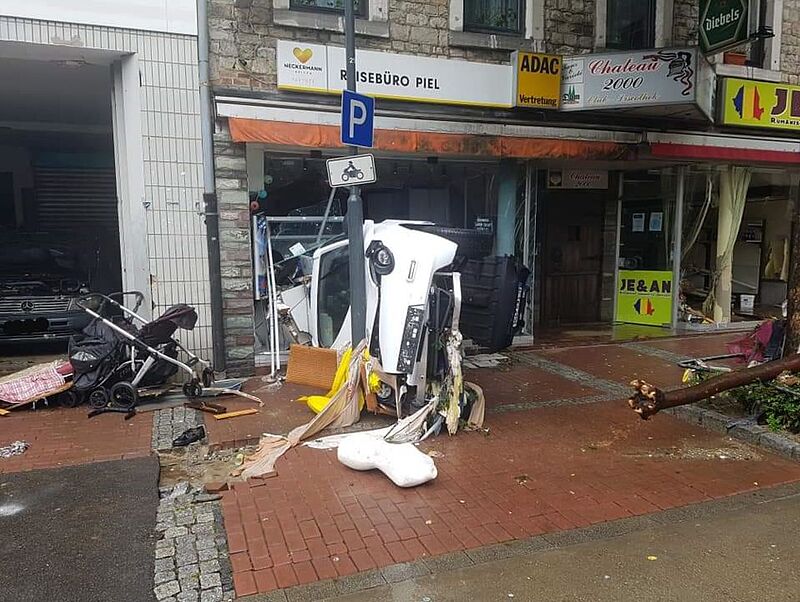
[206,0,800,374]
[0,1,214,358]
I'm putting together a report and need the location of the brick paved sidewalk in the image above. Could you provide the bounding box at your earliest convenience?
[216,333,800,597]
[0,405,153,473]
[221,400,800,596]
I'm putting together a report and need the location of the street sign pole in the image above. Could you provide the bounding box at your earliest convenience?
[344,0,367,346]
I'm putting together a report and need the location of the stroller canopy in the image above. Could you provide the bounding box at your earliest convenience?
[140,304,198,346]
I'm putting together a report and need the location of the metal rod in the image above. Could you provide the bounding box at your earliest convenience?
[529,165,539,340]
[265,223,281,376]
[267,216,345,223]
[612,173,623,323]
[345,0,366,346]
[317,187,338,244]
[672,166,686,329]
[523,164,532,337]
[197,0,225,371]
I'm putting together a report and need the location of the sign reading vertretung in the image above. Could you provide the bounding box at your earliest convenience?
[512,51,562,109]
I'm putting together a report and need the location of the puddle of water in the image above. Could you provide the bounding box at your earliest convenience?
[0,502,25,517]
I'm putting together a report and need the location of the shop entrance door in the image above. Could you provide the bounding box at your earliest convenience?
[542,196,603,323]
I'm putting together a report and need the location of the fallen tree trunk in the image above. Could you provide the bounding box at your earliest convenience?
[628,353,800,419]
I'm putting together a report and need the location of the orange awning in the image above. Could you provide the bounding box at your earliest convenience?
[229,117,629,160]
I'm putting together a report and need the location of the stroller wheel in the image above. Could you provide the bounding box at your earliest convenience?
[182,380,202,399]
[110,382,139,410]
[88,388,109,409]
[59,390,82,408]
[201,367,214,388]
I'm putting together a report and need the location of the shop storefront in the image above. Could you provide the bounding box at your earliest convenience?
[213,41,655,369]
[211,39,800,373]
[642,76,800,331]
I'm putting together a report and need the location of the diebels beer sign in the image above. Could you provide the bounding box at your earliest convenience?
[721,77,800,132]
[699,0,748,54]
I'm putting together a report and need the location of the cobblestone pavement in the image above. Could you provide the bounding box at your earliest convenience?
[153,407,205,451]
[153,482,235,602]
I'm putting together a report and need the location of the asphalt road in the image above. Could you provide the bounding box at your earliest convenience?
[0,457,159,602]
[330,490,800,602]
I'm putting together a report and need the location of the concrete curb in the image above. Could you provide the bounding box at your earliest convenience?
[664,404,800,462]
[237,480,800,602]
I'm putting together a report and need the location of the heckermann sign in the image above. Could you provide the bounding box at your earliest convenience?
[699,0,748,54]
[560,48,704,112]
[277,40,514,108]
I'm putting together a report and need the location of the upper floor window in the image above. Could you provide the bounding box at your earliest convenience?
[289,0,367,16]
[606,0,656,49]
[464,0,524,35]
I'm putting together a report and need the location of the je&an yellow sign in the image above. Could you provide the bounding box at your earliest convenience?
[512,51,562,109]
[721,77,800,132]
[616,270,673,327]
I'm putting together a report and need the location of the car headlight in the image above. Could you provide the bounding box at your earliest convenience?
[366,241,394,276]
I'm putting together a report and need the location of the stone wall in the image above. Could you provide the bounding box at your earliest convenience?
[213,121,255,376]
[672,0,699,47]
[209,0,521,92]
[545,0,595,54]
[783,0,800,84]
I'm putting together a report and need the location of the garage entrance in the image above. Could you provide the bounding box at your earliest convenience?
[0,45,122,349]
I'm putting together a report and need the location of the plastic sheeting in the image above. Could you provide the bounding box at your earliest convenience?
[235,341,367,480]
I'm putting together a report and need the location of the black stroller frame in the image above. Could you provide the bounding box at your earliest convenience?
[75,292,214,415]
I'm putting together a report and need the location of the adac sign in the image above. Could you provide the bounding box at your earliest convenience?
[699,0,748,54]
[512,51,562,109]
[721,77,800,132]
[616,270,673,327]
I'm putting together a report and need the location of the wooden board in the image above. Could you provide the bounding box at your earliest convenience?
[285,345,338,390]
[213,408,259,420]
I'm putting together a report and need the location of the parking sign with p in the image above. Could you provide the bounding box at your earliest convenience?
[341,90,375,148]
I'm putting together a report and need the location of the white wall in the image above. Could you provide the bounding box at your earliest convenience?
[0,0,197,36]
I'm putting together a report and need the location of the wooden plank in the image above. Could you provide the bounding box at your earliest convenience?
[213,408,259,421]
[185,401,227,415]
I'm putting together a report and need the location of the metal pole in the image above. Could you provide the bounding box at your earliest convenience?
[522,163,532,338]
[529,165,539,340]
[345,0,367,345]
[672,166,686,330]
[612,173,623,324]
[197,0,226,371]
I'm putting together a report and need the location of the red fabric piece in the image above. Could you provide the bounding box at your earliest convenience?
[0,362,67,404]
[727,321,774,363]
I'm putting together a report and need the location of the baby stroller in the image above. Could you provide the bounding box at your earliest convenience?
[69,292,214,413]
